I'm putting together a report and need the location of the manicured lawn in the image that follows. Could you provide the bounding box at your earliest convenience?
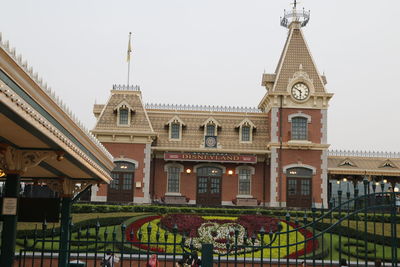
[14,212,400,261]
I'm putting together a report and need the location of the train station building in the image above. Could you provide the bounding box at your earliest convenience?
[89,7,400,209]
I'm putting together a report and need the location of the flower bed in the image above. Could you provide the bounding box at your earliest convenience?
[125,214,317,257]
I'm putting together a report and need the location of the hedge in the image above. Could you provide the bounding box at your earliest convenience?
[72,204,399,223]
[16,215,134,239]
[312,221,400,247]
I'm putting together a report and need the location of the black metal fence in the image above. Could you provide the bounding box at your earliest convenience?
[13,190,400,267]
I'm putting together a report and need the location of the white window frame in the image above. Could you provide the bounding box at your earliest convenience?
[114,100,134,127]
[288,113,311,141]
[166,116,185,141]
[236,118,256,143]
[201,117,221,136]
[164,163,184,196]
[235,166,255,198]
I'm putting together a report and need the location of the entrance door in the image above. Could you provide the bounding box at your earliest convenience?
[286,167,313,208]
[107,161,135,202]
[197,167,222,206]
[287,178,312,208]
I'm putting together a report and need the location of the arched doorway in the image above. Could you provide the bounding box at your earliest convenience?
[107,161,135,202]
[286,167,312,208]
[196,167,222,206]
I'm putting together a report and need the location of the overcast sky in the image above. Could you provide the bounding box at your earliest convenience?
[1,0,399,152]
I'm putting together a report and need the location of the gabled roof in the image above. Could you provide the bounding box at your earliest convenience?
[235,118,256,129]
[201,117,221,127]
[338,158,357,167]
[379,159,398,169]
[165,115,186,126]
[114,99,134,112]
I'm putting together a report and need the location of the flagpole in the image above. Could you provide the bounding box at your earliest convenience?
[127,32,132,87]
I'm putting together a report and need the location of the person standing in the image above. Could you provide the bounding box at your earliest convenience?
[101,251,119,267]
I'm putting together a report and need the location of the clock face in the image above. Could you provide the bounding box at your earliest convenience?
[205,136,217,148]
[291,82,310,100]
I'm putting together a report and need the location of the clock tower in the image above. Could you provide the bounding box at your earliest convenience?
[259,4,333,208]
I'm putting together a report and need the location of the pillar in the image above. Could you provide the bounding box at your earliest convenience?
[0,173,21,267]
[58,196,72,267]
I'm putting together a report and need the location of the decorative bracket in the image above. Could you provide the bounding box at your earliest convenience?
[0,144,59,174]
[41,178,97,197]
[288,65,313,86]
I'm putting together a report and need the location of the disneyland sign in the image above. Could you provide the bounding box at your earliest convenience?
[164,152,257,164]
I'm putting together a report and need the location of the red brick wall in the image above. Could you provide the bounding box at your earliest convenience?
[277,108,322,144]
[152,159,269,205]
[277,149,323,204]
[97,143,147,198]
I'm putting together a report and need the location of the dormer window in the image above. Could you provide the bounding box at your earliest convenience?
[236,118,256,143]
[338,158,356,167]
[201,117,221,148]
[206,124,216,136]
[171,123,180,139]
[166,116,185,141]
[114,100,134,127]
[119,108,129,125]
[242,126,250,141]
[201,117,221,137]
[380,160,397,168]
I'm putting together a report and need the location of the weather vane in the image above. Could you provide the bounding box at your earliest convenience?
[291,0,298,9]
[280,1,310,28]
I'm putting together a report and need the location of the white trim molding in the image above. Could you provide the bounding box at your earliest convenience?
[235,165,255,197]
[271,107,279,143]
[166,116,185,141]
[142,144,152,203]
[164,162,184,195]
[270,147,279,207]
[283,164,316,175]
[201,117,221,136]
[163,162,184,172]
[193,163,226,174]
[236,118,256,143]
[321,150,328,207]
[114,99,135,127]
[114,157,139,169]
[288,112,312,123]
[320,109,327,144]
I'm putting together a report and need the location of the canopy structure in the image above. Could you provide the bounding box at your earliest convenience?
[0,33,115,267]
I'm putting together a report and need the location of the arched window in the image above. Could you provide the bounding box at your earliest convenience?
[291,117,308,140]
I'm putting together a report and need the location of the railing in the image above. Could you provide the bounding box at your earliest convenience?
[328,149,400,159]
[112,84,141,91]
[13,190,399,267]
[145,103,262,113]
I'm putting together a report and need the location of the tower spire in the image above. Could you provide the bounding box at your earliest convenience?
[280,1,310,28]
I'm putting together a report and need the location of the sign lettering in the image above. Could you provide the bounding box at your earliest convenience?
[164,152,257,163]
